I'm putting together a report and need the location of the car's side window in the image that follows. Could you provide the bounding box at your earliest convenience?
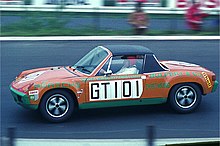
[97,55,144,76]
[144,54,167,73]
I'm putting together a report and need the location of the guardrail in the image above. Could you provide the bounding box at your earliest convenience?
[2,126,220,146]
[4,126,156,146]
[0,4,219,15]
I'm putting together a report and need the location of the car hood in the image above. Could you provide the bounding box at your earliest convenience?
[12,66,78,88]
[160,61,211,72]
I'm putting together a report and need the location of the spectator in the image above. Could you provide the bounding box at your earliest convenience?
[128,2,149,35]
[185,0,208,31]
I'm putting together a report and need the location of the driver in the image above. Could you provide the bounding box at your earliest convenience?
[116,56,139,75]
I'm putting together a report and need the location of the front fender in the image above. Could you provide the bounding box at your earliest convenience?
[31,81,79,105]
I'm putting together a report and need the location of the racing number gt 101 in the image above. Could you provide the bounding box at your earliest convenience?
[10,45,218,122]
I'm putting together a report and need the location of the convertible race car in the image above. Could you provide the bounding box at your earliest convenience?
[10,45,218,122]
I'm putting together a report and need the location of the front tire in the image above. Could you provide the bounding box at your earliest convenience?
[169,83,202,113]
[40,90,74,122]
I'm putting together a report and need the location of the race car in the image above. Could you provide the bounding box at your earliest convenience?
[10,45,218,122]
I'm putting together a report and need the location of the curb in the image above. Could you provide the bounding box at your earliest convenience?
[1,36,220,41]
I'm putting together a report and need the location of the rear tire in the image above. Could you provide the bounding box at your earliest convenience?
[169,83,202,113]
[40,90,74,122]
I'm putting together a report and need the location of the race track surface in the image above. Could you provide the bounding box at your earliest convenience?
[1,40,219,139]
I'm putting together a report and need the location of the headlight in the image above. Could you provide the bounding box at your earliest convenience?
[18,83,34,93]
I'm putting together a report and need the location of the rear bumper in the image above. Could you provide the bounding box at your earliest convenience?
[10,86,38,110]
[212,81,218,93]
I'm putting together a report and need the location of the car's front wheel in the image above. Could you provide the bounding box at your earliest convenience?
[169,83,202,113]
[40,90,75,122]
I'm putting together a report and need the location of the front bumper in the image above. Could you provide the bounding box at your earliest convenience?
[212,81,218,93]
[10,86,38,110]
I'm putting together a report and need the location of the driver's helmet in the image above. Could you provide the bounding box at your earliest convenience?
[127,56,137,66]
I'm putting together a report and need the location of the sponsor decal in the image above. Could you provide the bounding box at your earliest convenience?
[29,90,39,101]
[34,82,80,89]
[149,72,183,78]
[89,79,143,101]
[18,71,46,84]
[81,75,142,82]
[202,72,212,88]
[149,72,202,79]
[167,61,199,67]
[192,72,203,77]
[146,82,170,89]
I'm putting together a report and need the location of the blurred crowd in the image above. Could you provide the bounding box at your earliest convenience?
[185,0,209,31]
[128,2,149,35]
[1,0,219,34]
[128,0,215,34]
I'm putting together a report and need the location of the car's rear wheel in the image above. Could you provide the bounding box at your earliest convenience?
[40,90,74,122]
[169,83,202,113]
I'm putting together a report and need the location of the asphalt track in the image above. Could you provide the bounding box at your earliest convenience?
[1,40,219,139]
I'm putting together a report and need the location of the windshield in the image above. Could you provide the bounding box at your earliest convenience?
[73,46,109,74]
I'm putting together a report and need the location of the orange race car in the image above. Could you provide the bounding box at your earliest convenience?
[10,45,218,122]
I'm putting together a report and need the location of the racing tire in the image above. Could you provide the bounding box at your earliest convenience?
[40,90,75,122]
[168,83,202,113]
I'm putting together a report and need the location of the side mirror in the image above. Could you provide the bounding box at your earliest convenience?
[104,70,112,76]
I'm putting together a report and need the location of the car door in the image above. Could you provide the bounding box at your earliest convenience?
[83,55,147,108]
[140,54,170,103]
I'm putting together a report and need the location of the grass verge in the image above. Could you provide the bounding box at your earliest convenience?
[2,26,219,36]
[1,11,219,36]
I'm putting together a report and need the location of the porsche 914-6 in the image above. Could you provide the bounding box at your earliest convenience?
[10,45,218,122]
